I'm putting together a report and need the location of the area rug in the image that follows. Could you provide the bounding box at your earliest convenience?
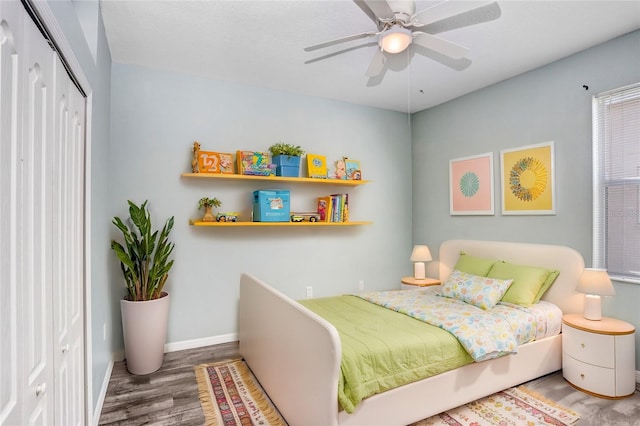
[412,385,580,426]
[194,358,287,426]
[195,359,579,426]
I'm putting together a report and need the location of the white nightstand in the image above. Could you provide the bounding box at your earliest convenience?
[401,277,441,290]
[562,313,636,399]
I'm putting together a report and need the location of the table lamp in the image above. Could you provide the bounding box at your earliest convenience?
[576,268,615,320]
[410,245,432,280]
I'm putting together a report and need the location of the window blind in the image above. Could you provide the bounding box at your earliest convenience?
[593,82,640,283]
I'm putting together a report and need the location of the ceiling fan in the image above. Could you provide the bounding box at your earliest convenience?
[304,0,502,77]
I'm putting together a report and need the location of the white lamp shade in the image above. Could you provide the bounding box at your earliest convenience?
[576,268,614,321]
[576,268,615,296]
[410,245,432,262]
[410,245,431,280]
[380,26,413,54]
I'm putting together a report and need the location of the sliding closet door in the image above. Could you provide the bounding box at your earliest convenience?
[0,1,23,424]
[20,7,56,425]
[52,52,85,426]
[0,1,86,424]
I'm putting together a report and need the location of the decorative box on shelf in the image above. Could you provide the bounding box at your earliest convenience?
[252,190,290,222]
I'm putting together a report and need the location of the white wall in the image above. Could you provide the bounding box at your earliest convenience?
[411,30,640,368]
[109,63,413,347]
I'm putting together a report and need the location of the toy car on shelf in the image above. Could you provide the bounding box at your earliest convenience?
[290,212,320,222]
[216,212,239,222]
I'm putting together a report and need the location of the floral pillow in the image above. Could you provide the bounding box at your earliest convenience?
[440,269,514,310]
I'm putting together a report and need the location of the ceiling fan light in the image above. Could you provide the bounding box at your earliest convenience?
[380,27,413,54]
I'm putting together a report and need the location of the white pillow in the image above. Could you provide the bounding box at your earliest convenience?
[440,269,513,310]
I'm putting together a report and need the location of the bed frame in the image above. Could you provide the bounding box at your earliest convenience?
[238,239,585,426]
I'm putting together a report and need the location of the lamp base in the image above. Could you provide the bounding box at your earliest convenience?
[583,294,602,321]
[413,262,426,280]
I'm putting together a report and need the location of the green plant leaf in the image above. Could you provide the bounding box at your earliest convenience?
[111,200,175,301]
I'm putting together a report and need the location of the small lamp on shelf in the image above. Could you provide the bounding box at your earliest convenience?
[410,245,432,280]
[576,268,615,321]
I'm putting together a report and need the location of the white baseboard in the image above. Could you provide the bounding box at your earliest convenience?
[112,348,125,362]
[92,358,115,426]
[164,333,238,353]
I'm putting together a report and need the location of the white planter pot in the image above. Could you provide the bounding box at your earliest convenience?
[120,291,170,375]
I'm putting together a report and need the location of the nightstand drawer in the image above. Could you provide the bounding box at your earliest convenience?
[563,324,615,368]
[563,353,616,396]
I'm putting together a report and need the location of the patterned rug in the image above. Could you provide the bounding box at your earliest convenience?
[412,386,581,426]
[195,359,579,426]
[194,358,287,426]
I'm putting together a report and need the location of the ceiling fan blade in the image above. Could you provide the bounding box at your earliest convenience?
[353,0,380,24]
[304,31,378,52]
[365,49,386,77]
[304,41,378,64]
[412,32,469,59]
[418,2,501,34]
[412,43,472,71]
[361,0,395,20]
[414,1,486,26]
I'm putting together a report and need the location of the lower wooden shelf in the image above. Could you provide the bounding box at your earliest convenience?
[189,220,372,227]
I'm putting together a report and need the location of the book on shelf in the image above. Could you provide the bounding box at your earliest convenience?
[317,193,349,222]
[332,194,342,222]
[342,193,349,222]
[317,196,331,222]
[236,150,271,176]
[307,154,327,179]
[344,158,362,180]
[197,151,222,173]
[219,153,234,174]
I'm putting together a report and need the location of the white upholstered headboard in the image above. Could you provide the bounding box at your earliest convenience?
[439,240,585,314]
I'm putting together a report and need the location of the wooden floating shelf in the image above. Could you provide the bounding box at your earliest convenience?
[181,173,369,186]
[189,220,372,227]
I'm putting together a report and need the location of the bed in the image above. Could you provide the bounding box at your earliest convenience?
[238,239,585,426]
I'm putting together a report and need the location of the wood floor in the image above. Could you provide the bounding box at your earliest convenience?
[98,342,240,425]
[99,342,640,425]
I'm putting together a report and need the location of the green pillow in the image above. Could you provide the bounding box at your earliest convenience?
[453,252,497,276]
[487,261,552,306]
[532,270,560,303]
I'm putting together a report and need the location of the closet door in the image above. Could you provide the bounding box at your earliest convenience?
[52,52,85,426]
[20,7,56,425]
[0,2,86,424]
[0,1,24,425]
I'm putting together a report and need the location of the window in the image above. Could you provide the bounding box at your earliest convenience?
[593,82,640,283]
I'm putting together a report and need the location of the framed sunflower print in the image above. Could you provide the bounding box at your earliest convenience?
[500,141,555,215]
[449,153,495,215]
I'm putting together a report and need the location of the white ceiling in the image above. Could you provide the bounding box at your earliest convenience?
[100,0,640,113]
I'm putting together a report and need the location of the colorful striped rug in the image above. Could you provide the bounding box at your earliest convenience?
[195,358,580,426]
[412,385,580,426]
[194,358,287,426]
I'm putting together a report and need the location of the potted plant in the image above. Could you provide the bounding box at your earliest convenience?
[268,142,305,177]
[198,196,222,222]
[111,200,175,375]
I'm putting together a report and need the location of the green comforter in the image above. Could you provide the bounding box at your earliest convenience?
[299,295,473,414]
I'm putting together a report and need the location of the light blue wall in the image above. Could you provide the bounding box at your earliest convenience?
[46,0,113,419]
[411,30,640,368]
[109,63,413,346]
